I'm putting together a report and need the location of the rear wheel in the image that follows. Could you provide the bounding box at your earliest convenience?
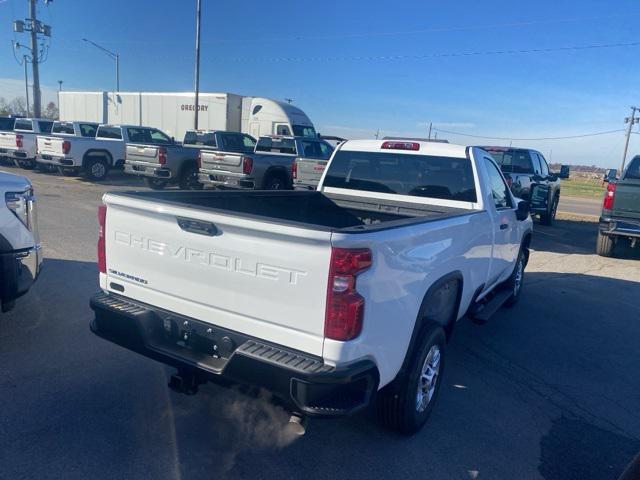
[540,195,559,225]
[145,177,169,190]
[178,165,203,190]
[263,173,288,190]
[376,324,446,434]
[83,156,109,181]
[596,231,616,257]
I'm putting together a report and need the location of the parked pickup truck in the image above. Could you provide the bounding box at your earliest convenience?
[597,155,640,257]
[0,118,54,169]
[0,169,42,312]
[125,129,256,190]
[199,135,333,190]
[483,147,561,225]
[35,124,137,181]
[36,121,99,173]
[0,117,16,164]
[90,140,533,433]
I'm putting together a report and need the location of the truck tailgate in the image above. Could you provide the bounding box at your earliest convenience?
[200,150,243,171]
[102,194,333,355]
[126,144,160,164]
[296,158,328,184]
[0,132,16,150]
[37,136,65,156]
[613,181,640,218]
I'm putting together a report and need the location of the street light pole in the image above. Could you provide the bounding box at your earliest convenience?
[193,0,202,130]
[82,38,120,92]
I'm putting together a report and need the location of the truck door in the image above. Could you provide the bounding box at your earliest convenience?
[529,152,550,212]
[484,156,520,286]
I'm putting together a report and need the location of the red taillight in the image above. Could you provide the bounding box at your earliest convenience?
[292,159,298,179]
[242,156,253,175]
[197,151,202,169]
[325,248,372,341]
[62,140,71,155]
[158,147,167,165]
[381,141,420,151]
[98,204,107,273]
[16,134,23,148]
[603,182,616,210]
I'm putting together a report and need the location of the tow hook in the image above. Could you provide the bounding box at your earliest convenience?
[168,369,201,395]
[286,413,307,436]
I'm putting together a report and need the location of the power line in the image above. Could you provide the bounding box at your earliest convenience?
[433,128,626,141]
[220,41,640,63]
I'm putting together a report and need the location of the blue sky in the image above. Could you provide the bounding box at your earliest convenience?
[1,0,640,167]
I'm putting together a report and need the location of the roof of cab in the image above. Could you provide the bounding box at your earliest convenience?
[340,139,469,158]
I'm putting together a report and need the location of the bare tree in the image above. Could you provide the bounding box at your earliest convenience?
[7,97,28,117]
[43,101,59,120]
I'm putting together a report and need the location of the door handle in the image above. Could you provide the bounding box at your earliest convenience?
[500,223,509,230]
[177,217,219,236]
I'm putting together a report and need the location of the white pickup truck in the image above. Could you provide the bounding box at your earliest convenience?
[36,124,136,181]
[36,121,99,174]
[0,169,42,312]
[0,118,54,169]
[90,140,533,433]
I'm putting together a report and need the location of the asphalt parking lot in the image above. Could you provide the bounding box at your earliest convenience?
[1,167,640,480]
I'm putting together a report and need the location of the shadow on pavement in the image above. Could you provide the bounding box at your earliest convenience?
[532,219,640,259]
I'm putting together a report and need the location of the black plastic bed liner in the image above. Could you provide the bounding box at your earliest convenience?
[112,190,475,233]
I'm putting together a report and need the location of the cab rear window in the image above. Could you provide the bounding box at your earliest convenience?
[52,122,75,135]
[323,151,477,202]
[96,126,123,140]
[0,117,14,131]
[256,137,296,154]
[484,148,532,174]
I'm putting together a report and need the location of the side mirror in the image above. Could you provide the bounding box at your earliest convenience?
[516,200,530,221]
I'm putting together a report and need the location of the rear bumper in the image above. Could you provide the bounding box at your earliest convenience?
[599,216,640,238]
[198,169,255,189]
[124,163,172,179]
[0,245,42,312]
[293,181,318,191]
[89,292,378,416]
[37,155,77,167]
[0,148,31,160]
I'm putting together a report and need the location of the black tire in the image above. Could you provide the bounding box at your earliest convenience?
[83,156,109,181]
[145,177,169,190]
[263,173,288,190]
[17,158,36,170]
[540,194,559,226]
[376,324,446,435]
[596,231,616,257]
[503,249,526,308]
[178,164,203,190]
[57,167,78,176]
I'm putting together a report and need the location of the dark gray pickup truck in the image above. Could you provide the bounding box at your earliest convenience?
[483,147,562,225]
[597,155,640,257]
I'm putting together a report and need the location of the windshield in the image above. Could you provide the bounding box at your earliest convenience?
[293,125,317,137]
[0,117,15,131]
[323,151,477,202]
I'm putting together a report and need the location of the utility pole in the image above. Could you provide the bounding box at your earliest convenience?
[29,0,41,117]
[193,0,202,130]
[621,106,639,174]
[428,122,432,140]
[12,0,52,118]
[374,129,380,139]
[23,56,31,117]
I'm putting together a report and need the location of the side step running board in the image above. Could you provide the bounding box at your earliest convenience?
[470,290,512,324]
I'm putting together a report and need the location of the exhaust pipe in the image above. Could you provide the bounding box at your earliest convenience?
[286,414,307,436]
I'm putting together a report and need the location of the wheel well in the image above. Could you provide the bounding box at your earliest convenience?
[83,150,112,167]
[262,167,290,188]
[399,272,463,374]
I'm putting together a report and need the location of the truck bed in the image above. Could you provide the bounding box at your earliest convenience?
[112,190,474,233]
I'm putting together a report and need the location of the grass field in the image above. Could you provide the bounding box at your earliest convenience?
[560,176,606,199]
